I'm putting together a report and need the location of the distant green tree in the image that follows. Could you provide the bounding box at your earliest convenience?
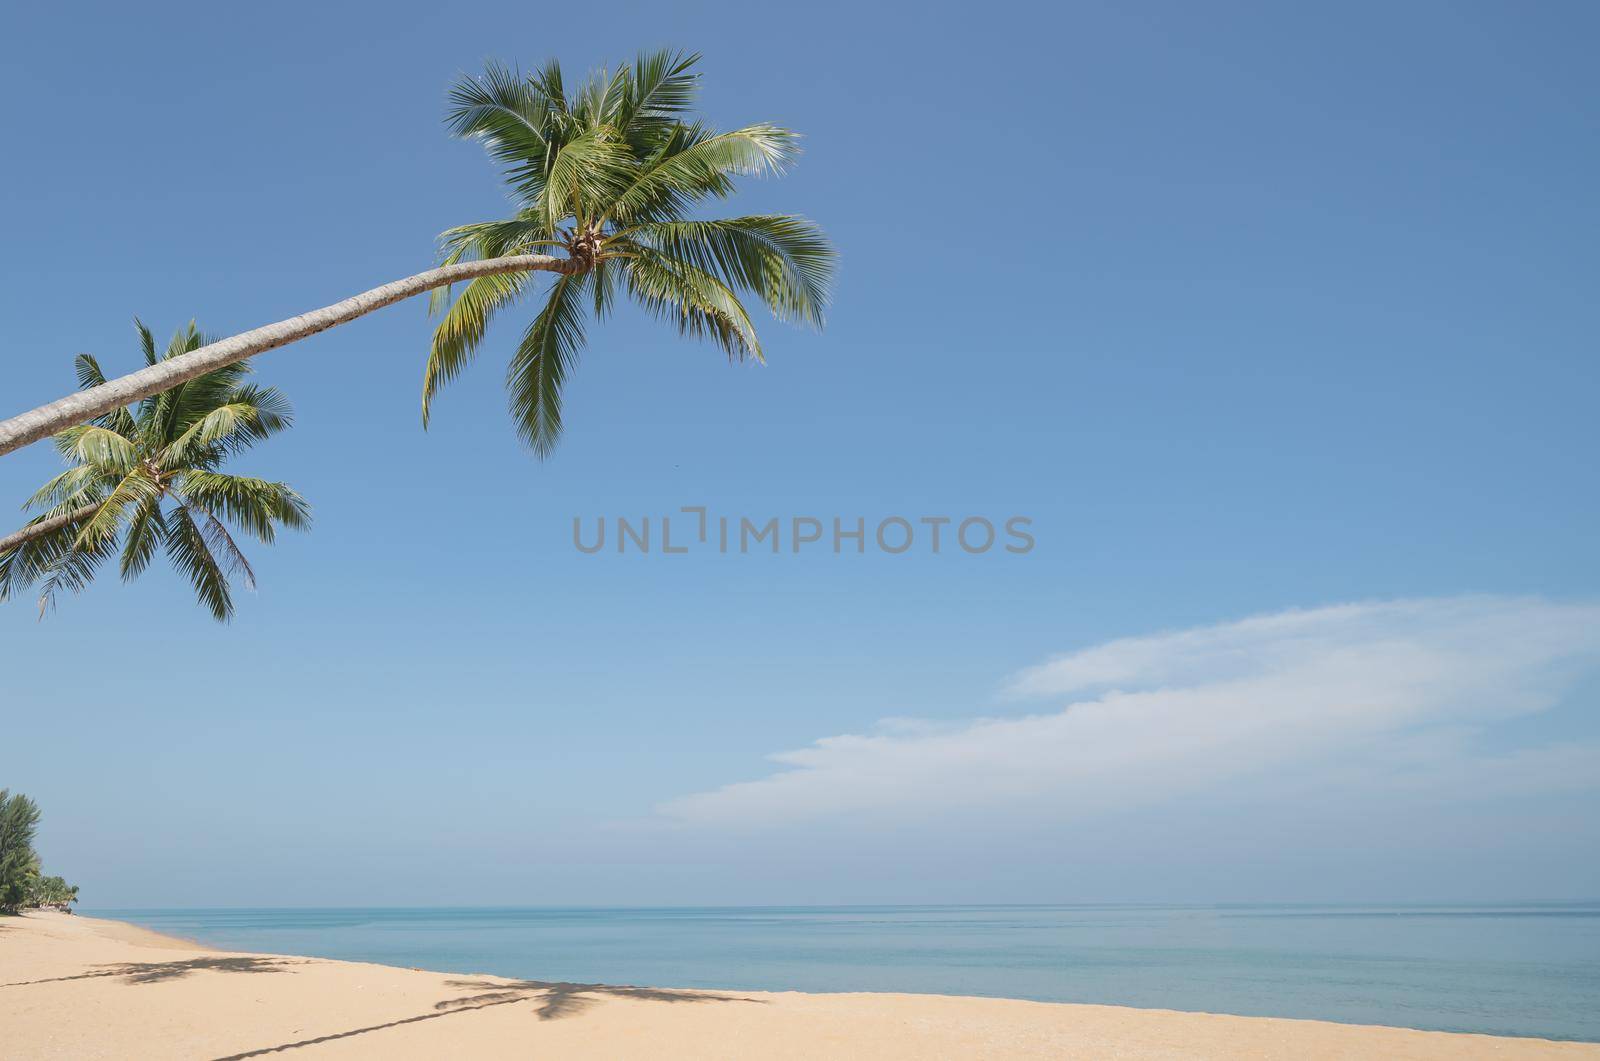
[29,875,79,908]
[0,790,42,913]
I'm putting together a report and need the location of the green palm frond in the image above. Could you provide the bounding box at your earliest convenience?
[34,527,116,618]
[54,425,139,474]
[627,215,832,326]
[446,61,565,206]
[624,247,761,362]
[133,318,159,367]
[24,466,108,512]
[506,273,587,456]
[119,495,168,580]
[615,50,701,144]
[575,64,629,129]
[222,384,294,446]
[604,124,800,225]
[191,505,256,592]
[161,402,266,468]
[539,128,634,232]
[73,469,159,550]
[423,269,532,426]
[590,257,619,320]
[176,471,309,543]
[73,353,111,390]
[438,216,564,262]
[165,504,233,622]
[0,518,80,606]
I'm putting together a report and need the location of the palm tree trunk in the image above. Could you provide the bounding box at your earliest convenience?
[0,503,98,553]
[0,254,578,458]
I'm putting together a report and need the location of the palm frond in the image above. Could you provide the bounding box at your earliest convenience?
[590,257,619,320]
[192,505,257,592]
[158,381,291,466]
[33,529,115,618]
[506,273,587,456]
[1,517,83,604]
[24,466,108,513]
[539,127,633,231]
[438,215,564,262]
[423,270,532,426]
[161,402,265,469]
[164,504,233,621]
[221,384,294,448]
[578,64,630,130]
[74,353,110,390]
[527,58,569,116]
[604,124,801,224]
[119,495,167,580]
[53,425,138,473]
[133,318,158,367]
[446,61,561,204]
[617,50,701,143]
[628,215,833,326]
[72,469,158,550]
[175,471,310,543]
[623,247,762,362]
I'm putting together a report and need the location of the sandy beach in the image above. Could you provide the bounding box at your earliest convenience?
[0,912,1593,1059]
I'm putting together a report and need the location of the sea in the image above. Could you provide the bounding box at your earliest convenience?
[86,903,1600,1042]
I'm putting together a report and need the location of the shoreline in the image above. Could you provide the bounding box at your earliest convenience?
[5,910,1597,1059]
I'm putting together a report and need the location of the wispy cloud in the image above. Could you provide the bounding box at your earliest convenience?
[660,597,1600,829]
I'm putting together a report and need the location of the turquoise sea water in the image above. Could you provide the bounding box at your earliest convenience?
[88,904,1600,1042]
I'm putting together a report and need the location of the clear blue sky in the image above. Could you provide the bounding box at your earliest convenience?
[2,0,1596,906]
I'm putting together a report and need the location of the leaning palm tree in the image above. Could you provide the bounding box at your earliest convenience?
[0,51,832,458]
[0,321,309,620]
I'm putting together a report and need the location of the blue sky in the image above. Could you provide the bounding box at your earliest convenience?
[1,0,1597,906]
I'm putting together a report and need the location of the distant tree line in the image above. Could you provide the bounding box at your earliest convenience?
[0,790,79,913]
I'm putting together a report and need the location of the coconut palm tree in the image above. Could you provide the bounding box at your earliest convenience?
[0,321,309,621]
[0,50,832,458]
[423,50,834,454]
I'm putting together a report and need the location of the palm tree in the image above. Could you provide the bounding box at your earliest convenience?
[28,875,78,908]
[0,51,832,458]
[423,50,834,454]
[0,321,310,620]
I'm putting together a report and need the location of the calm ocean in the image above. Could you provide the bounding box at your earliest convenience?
[88,904,1600,1042]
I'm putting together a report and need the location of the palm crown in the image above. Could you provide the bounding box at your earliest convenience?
[0,321,309,620]
[425,50,835,455]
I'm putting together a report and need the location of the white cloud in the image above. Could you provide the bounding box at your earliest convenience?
[660,597,1600,829]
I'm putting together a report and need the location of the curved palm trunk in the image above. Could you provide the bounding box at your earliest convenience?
[0,503,98,553]
[0,254,578,458]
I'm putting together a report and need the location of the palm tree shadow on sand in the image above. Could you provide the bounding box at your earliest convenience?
[441,978,765,1022]
[212,978,766,1059]
[4,955,308,987]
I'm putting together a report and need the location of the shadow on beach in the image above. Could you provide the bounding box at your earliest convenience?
[210,977,765,1059]
[3,955,308,987]
[441,977,766,1022]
